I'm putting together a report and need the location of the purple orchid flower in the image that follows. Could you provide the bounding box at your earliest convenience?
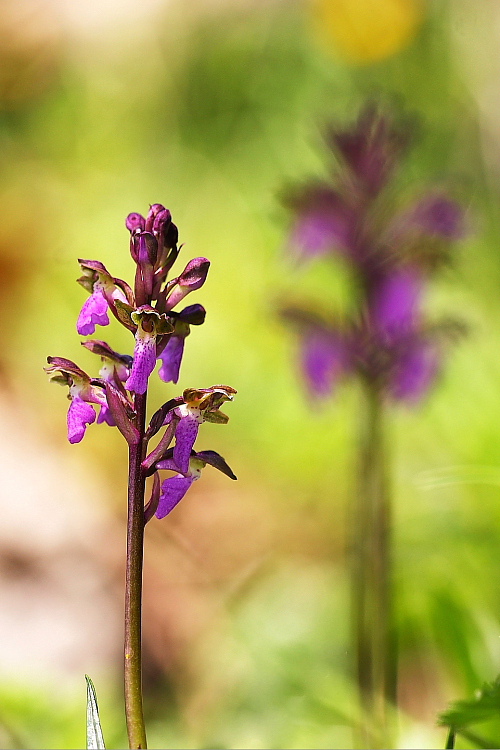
[45,357,108,444]
[160,386,236,474]
[154,449,236,519]
[389,334,440,403]
[77,260,132,336]
[124,307,173,394]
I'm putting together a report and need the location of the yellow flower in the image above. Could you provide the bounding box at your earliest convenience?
[310,0,425,64]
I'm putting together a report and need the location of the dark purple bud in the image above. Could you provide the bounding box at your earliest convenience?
[145,203,168,233]
[152,208,172,237]
[139,232,158,266]
[125,213,145,233]
[176,303,206,326]
[165,257,210,310]
[178,257,210,289]
[163,221,179,251]
[195,450,237,480]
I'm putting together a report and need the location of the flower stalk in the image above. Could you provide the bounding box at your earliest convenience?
[124,392,148,749]
[352,380,393,747]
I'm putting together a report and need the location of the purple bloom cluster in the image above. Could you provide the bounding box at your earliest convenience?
[282,106,465,403]
[46,204,236,518]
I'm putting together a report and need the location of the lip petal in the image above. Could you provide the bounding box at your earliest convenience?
[67,397,96,444]
[77,290,110,336]
[155,475,195,519]
[173,413,200,474]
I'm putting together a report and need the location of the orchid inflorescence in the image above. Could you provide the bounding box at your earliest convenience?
[46,203,236,520]
[282,105,466,402]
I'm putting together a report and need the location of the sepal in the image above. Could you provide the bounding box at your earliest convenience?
[195,450,237,480]
[146,398,183,439]
[103,381,140,444]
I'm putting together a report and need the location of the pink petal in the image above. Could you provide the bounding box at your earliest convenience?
[67,397,96,444]
[155,475,195,519]
[158,336,185,384]
[77,290,110,336]
[125,336,157,394]
[173,414,199,474]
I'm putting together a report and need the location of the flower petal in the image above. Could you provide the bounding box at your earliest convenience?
[125,336,157,394]
[408,194,465,240]
[158,336,185,384]
[173,413,200,474]
[77,290,110,336]
[67,397,96,444]
[155,475,196,519]
[300,329,347,398]
[390,337,439,402]
[285,187,353,262]
[97,403,115,426]
[371,269,422,335]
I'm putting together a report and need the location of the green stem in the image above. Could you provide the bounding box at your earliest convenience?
[124,392,148,749]
[351,381,395,747]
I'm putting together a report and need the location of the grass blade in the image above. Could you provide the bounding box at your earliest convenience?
[85,675,105,749]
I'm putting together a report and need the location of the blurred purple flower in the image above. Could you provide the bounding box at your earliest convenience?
[281,106,465,406]
[285,186,354,262]
[327,104,410,195]
[389,335,440,402]
[407,194,465,240]
[76,260,130,336]
[370,268,422,335]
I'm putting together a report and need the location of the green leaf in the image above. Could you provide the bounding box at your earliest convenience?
[439,676,500,730]
[85,675,105,750]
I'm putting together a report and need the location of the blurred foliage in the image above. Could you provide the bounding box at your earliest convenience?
[439,676,500,749]
[0,0,500,748]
